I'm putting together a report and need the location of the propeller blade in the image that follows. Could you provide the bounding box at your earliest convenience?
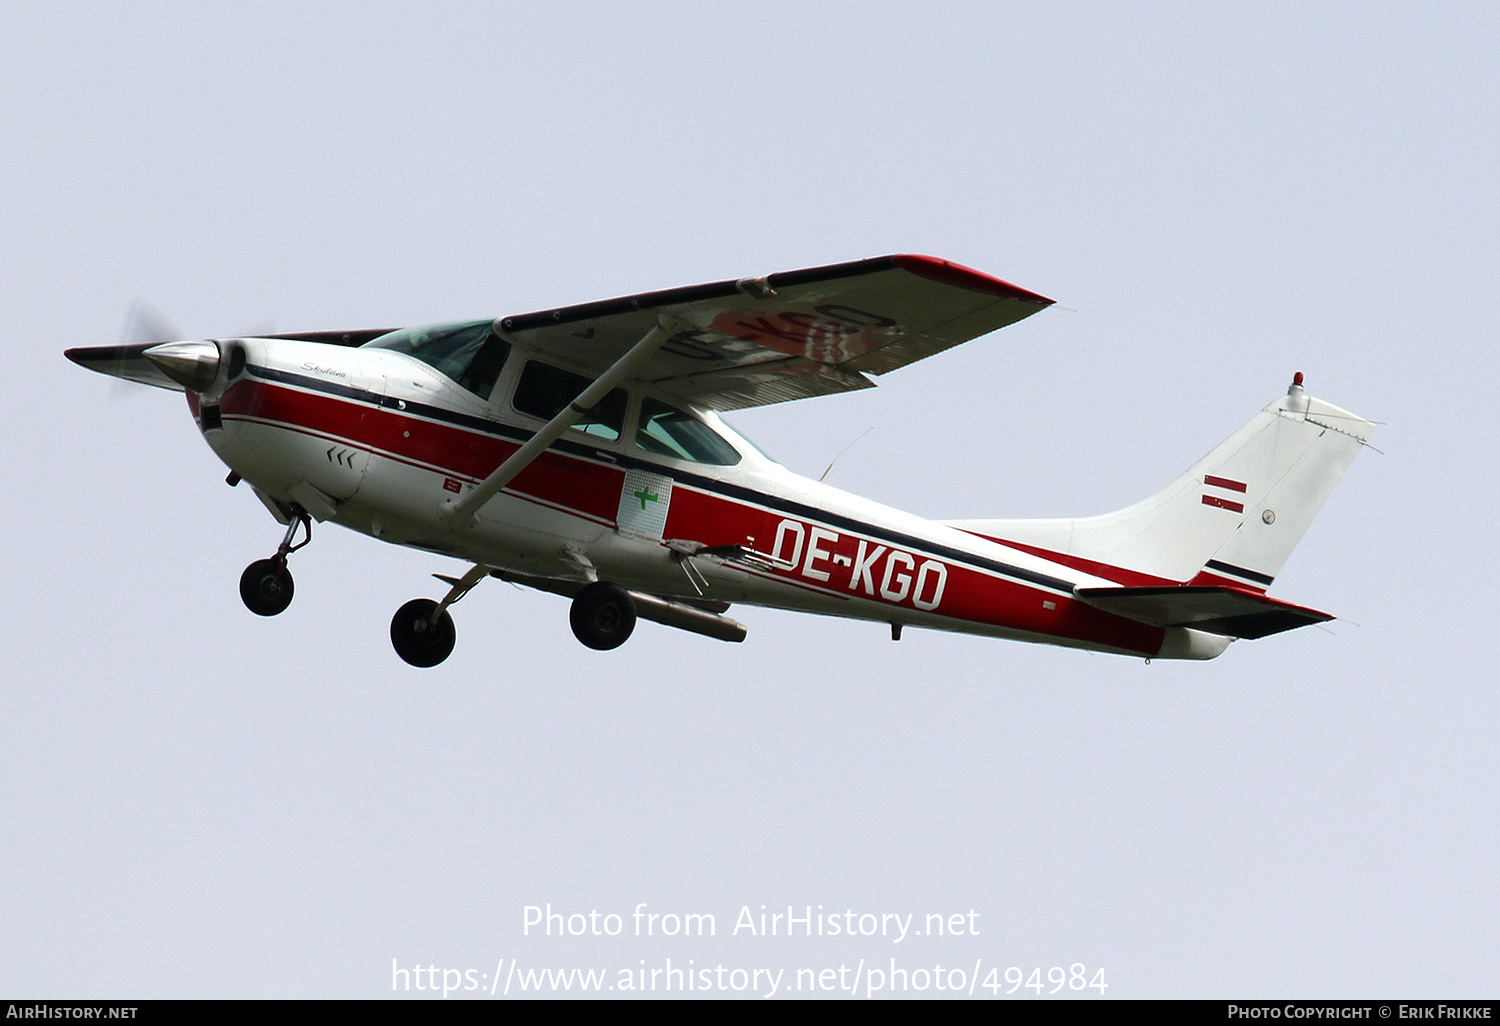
[120,300,182,348]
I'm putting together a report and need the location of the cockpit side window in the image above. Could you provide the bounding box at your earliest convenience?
[635,398,742,466]
[361,320,510,400]
[512,360,627,442]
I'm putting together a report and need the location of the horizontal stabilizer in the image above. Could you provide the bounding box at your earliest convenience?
[1075,586,1333,640]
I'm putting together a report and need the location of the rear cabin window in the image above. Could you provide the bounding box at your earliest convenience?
[635,398,742,466]
[362,320,511,400]
[512,361,627,442]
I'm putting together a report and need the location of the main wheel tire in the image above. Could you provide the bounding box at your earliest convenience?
[569,582,637,651]
[390,598,456,668]
[240,558,294,616]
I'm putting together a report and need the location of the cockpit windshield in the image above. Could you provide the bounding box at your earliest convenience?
[636,399,743,466]
[362,320,511,400]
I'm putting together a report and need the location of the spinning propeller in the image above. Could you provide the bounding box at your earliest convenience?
[67,302,259,394]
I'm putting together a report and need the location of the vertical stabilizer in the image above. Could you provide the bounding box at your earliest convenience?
[947,376,1375,587]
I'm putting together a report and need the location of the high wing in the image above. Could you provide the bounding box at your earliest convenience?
[495,254,1054,411]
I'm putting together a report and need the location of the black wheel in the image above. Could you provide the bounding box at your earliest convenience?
[390,598,456,668]
[240,558,294,616]
[569,582,637,651]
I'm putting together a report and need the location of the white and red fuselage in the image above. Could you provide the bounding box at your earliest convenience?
[70,256,1371,663]
[194,334,1224,660]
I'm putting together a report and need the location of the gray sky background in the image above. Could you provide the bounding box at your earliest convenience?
[2,1,1496,999]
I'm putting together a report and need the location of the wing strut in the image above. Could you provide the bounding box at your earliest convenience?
[442,322,670,521]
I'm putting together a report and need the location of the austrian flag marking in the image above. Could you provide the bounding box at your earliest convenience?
[1202,474,1247,513]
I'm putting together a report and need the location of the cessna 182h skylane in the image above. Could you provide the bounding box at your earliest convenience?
[67,255,1374,667]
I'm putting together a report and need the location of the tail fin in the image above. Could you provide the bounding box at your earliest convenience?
[947,375,1375,588]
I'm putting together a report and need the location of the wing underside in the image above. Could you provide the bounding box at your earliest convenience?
[497,254,1054,411]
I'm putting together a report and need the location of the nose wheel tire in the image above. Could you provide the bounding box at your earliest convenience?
[569,582,637,651]
[390,599,457,667]
[240,559,295,616]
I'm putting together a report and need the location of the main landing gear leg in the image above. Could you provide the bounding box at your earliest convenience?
[239,507,312,617]
[389,564,491,668]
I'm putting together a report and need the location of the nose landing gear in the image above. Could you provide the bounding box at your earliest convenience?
[239,507,312,617]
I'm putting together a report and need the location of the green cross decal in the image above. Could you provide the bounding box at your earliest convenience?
[633,487,660,511]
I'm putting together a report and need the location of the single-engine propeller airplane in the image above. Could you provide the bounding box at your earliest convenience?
[67,255,1374,666]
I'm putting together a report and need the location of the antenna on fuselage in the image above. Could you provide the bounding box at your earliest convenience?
[818,426,875,483]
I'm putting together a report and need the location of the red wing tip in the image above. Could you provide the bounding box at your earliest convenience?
[890,254,1055,305]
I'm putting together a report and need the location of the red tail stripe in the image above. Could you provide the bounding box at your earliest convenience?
[1204,475,1247,493]
[1202,495,1245,513]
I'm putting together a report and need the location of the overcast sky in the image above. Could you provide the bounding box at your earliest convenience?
[2,1,1496,999]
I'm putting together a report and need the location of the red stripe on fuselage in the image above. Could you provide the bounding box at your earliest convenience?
[1187,569,1268,592]
[955,531,1178,588]
[220,378,624,523]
